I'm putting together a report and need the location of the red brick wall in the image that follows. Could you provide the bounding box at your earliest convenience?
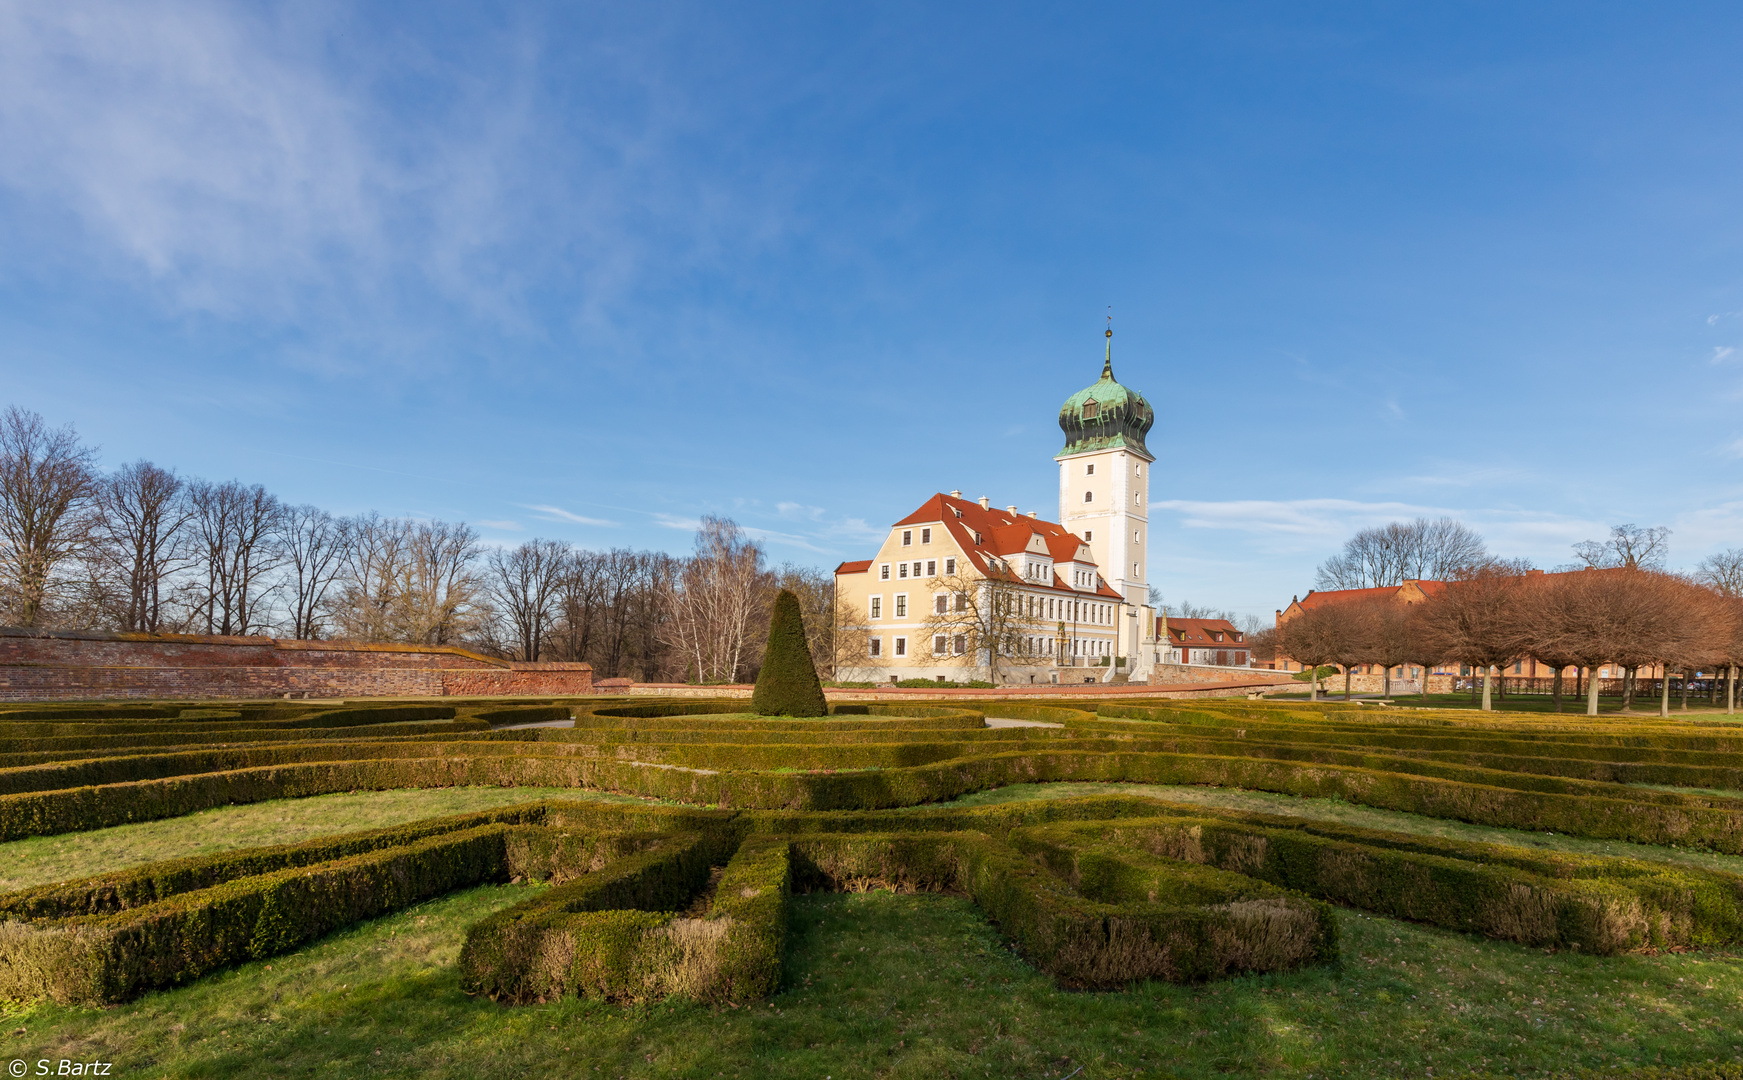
[0,628,591,701]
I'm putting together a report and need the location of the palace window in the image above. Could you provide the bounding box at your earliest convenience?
[955,593,968,612]
[926,560,936,576]
[902,530,912,546]
[912,561,922,577]
[934,635,948,656]
[944,557,956,575]
[899,563,908,579]
[934,594,947,615]
[894,637,907,657]
[869,597,881,619]
[953,635,966,655]
[879,564,890,580]
[895,595,907,618]
[869,638,882,658]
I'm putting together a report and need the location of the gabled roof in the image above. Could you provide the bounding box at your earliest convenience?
[1159,617,1245,644]
[887,493,1122,599]
[1297,586,1399,610]
[836,560,872,575]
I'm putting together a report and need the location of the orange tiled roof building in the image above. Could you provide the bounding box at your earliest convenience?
[833,329,1159,684]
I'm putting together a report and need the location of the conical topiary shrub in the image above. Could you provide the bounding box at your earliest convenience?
[751,589,828,717]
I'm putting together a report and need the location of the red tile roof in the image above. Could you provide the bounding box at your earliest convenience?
[1158,617,1245,645]
[836,559,872,575]
[886,493,1123,599]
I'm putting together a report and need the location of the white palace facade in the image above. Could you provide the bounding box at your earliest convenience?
[834,329,1160,684]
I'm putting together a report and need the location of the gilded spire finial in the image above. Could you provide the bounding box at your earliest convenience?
[1102,308,1114,379]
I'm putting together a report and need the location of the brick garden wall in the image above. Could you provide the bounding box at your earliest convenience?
[0,628,591,701]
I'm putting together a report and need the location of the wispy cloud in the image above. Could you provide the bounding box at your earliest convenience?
[1718,438,1743,460]
[1713,346,1736,365]
[477,518,523,531]
[523,504,619,527]
[1709,312,1742,326]
[1153,498,1441,537]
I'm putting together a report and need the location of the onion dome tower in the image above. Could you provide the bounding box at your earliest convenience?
[1057,327,1156,458]
[1056,325,1155,618]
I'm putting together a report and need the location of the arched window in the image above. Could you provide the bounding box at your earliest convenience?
[1083,491,1093,503]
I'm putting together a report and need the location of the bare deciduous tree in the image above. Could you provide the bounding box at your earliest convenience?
[187,480,284,636]
[0,408,98,627]
[664,517,769,683]
[1315,517,1489,590]
[1276,603,1353,701]
[1417,566,1532,711]
[1572,524,1671,571]
[93,460,192,632]
[1696,548,1743,598]
[276,505,349,640]
[486,538,570,661]
[919,563,1052,684]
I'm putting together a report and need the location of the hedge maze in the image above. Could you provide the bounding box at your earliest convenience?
[1,696,1742,1008]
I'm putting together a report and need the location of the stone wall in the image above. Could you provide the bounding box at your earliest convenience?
[0,628,591,701]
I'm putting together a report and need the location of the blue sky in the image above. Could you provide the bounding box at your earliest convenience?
[3,2,1742,619]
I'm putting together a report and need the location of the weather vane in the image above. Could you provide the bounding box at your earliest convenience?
[1105,306,1112,338]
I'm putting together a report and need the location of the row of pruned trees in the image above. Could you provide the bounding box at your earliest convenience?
[1272,565,1743,714]
[0,406,842,683]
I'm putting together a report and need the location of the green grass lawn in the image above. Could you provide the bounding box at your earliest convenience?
[9,879,1737,1079]
[0,785,655,892]
[11,782,1743,1077]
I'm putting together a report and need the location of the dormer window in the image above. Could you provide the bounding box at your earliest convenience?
[952,508,962,518]
[1083,402,1100,420]
[973,532,982,545]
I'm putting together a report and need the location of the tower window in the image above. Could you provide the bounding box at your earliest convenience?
[1083,402,1100,420]
[1083,491,1093,503]
[1133,562,1139,575]
[1085,463,1095,475]
[1134,530,1140,542]
[1084,530,1093,542]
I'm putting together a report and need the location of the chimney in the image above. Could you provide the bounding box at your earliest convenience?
[978,495,990,510]
[949,490,962,498]
[1006,505,1018,514]
[1027,510,1037,518]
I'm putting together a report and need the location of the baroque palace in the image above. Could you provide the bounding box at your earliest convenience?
[835,329,1160,684]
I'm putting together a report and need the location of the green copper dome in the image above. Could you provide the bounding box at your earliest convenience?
[1057,329,1155,460]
